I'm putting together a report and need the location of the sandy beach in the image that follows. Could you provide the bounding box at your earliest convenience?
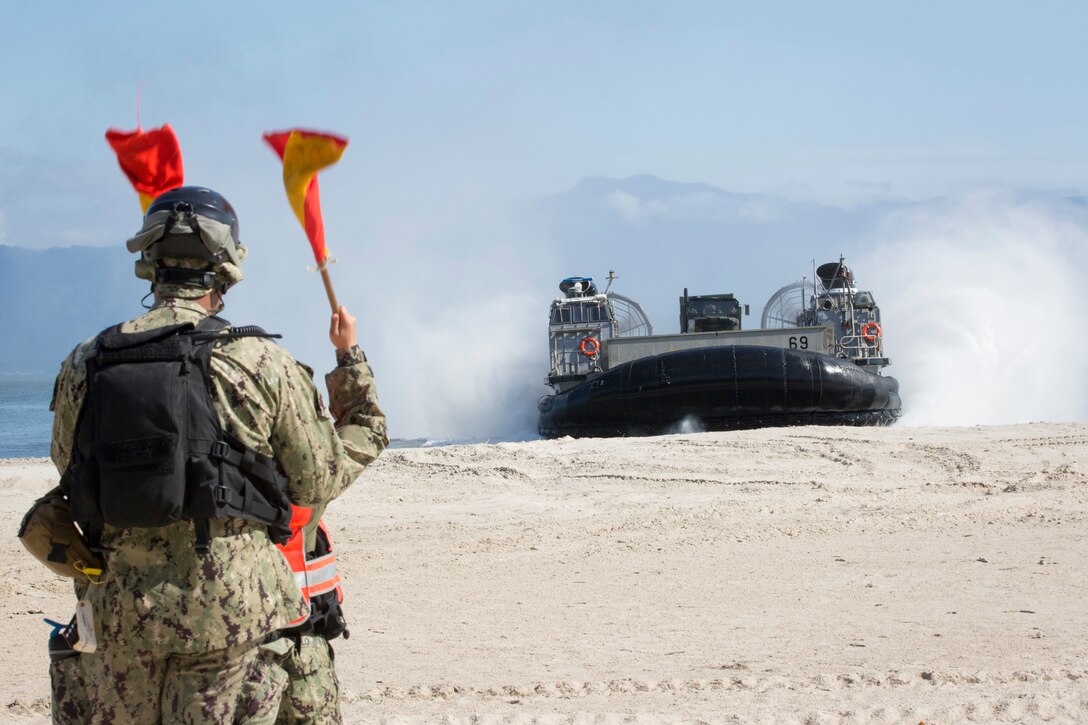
[2,422,1086,723]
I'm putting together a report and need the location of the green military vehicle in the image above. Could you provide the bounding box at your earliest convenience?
[679,291,749,333]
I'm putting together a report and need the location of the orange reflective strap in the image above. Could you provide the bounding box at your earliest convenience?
[276,511,345,627]
[289,505,314,529]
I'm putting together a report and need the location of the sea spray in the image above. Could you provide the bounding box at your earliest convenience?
[860,191,1088,425]
[368,291,545,440]
[670,415,707,435]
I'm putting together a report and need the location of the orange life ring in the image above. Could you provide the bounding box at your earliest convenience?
[579,337,601,357]
[861,322,882,343]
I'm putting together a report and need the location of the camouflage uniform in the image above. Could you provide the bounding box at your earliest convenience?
[275,634,341,724]
[50,640,91,723]
[49,295,387,724]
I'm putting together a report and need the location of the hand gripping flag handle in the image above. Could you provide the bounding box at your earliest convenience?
[263,129,349,313]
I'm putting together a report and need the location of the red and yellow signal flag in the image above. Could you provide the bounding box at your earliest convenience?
[262,129,349,267]
[105,124,184,213]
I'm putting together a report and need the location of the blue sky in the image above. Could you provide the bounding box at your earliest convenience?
[3,2,1087,435]
[3,0,1086,240]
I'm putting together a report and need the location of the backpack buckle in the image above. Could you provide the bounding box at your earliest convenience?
[213,485,232,506]
[209,441,231,460]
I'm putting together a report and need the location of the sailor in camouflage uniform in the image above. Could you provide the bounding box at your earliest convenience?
[48,187,387,724]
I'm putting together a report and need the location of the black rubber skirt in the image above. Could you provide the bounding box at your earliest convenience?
[538,345,901,439]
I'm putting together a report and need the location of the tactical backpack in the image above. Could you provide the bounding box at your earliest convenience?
[61,316,293,555]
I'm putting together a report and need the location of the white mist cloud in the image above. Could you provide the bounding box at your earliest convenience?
[603,186,781,226]
[369,292,543,441]
[606,191,644,223]
[861,191,1088,426]
[227,198,557,442]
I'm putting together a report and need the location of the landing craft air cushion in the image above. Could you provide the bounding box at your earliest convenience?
[537,260,901,438]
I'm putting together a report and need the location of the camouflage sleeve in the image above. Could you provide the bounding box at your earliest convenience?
[324,345,389,467]
[49,339,94,475]
[268,353,366,508]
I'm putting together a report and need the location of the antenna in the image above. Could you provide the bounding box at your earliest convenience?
[604,270,617,293]
[811,258,817,307]
[840,253,857,342]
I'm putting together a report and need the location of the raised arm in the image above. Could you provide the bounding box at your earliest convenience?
[325,305,389,467]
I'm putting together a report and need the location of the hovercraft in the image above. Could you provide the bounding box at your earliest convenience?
[538,261,901,438]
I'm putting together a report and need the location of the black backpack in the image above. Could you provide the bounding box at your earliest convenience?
[62,316,293,554]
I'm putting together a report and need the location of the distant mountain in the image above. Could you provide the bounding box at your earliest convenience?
[0,245,145,373]
[0,177,913,375]
[0,176,912,375]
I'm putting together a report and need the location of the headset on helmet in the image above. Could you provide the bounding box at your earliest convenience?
[127,186,248,292]
[147,186,240,246]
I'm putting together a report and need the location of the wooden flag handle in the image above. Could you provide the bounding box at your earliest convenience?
[320,266,340,313]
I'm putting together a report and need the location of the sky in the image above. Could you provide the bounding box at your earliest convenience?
[3,2,1087,436]
[4,2,1088,221]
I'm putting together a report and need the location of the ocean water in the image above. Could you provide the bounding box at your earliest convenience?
[0,374,54,458]
[0,375,483,459]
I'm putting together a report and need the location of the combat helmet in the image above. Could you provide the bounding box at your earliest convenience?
[126,186,247,295]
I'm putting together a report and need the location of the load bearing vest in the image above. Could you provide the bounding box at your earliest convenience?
[277,505,343,628]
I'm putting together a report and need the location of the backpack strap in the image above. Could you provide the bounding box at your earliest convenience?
[189,436,284,491]
[187,317,292,546]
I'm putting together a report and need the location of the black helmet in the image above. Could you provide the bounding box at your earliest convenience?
[146,186,240,245]
[127,185,245,268]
